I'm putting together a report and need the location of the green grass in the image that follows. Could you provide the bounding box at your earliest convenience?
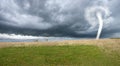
[0,45,120,66]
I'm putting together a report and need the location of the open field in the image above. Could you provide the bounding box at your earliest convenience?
[0,39,120,66]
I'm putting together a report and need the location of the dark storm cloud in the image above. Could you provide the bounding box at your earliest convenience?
[0,0,120,38]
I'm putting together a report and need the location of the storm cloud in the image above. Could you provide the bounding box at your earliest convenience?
[0,0,120,39]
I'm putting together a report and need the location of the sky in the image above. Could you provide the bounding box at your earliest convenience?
[0,0,120,40]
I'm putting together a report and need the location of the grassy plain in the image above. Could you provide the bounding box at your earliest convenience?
[0,39,120,66]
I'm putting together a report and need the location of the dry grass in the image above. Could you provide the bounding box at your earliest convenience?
[0,39,120,48]
[0,39,120,51]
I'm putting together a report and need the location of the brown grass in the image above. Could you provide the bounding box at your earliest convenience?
[0,39,120,51]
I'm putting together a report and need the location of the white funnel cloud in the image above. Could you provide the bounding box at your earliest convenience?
[85,0,113,39]
[96,12,103,39]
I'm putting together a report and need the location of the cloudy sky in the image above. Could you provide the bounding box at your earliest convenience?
[0,0,120,39]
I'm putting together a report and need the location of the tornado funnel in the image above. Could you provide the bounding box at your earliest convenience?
[96,12,103,39]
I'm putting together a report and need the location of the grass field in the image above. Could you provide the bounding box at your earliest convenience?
[0,39,120,66]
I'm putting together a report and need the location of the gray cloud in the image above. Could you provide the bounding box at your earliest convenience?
[0,0,120,38]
